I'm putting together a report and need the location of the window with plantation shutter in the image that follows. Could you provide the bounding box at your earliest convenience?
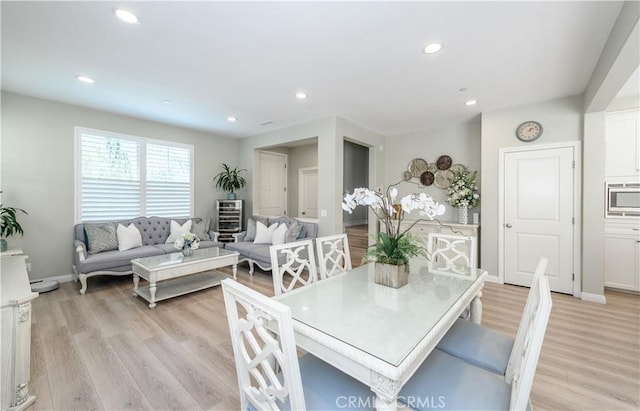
[75,127,194,223]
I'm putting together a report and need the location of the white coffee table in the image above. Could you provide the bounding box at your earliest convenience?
[132,247,239,309]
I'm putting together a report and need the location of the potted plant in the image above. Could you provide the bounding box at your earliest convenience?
[342,181,446,288]
[213,164,247,200]
[0,204,28,252]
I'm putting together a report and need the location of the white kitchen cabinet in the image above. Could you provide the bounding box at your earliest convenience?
[1,255,38,410]
[604,222,640,292]
[605,109,640,178]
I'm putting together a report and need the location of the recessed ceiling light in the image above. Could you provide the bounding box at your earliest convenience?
[465,100,478,106]
[227,116,237,122]
[114,9,139,24]
[163,100,171,104]
[76,75,95,84]
[295,92,307,100]
[422,43,443,54]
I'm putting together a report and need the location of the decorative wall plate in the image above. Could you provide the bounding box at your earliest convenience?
[402,171,413,181]
[436,155,453,170]
[434,169,454,188]
[420,171,435,186]
[449,164,467,174]
[408,158,428,177]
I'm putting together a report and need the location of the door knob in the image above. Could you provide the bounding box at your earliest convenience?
[505,223,513,228]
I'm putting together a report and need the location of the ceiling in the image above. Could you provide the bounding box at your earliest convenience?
[1,1,626,139]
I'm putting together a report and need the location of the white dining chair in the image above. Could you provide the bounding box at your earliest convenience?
[436,258,548,376]
[221,279,372,411]
[315,234,352,279]
[270,239,318,295]
[399,259,552,411]
[427,232,477,268]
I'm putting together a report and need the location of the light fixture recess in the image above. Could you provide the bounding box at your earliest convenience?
[422,43,443,54]
[227,116,237,122]
[464,100,477,106]
[114,9,139,24]
[163,100,171,104]
[295,92,307,100]
[76,75,95,84]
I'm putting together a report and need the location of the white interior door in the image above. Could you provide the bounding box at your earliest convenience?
[257,151,287,216]
[298,167,318,218]
[503,145,575,294]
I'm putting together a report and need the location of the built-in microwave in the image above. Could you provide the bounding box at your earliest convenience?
[606,182,640,218]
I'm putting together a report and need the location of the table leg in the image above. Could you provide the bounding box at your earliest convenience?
[132,273,139,296]
[374,394,398,411]
[470,291,483,324]
[232,263,237,280]
[149,282,157,309]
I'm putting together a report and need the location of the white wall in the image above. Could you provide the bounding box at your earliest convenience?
[288,143,318,217]
[480,95,584,286]
[385,120,482,223]
[1,91,237,281]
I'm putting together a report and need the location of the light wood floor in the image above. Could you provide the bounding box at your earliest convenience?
[28,265,639,410]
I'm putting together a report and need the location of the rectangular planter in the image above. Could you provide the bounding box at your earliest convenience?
[374,263,408,288]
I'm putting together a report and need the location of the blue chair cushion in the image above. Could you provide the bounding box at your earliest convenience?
[399,350,511,411]
[436,318,514,375]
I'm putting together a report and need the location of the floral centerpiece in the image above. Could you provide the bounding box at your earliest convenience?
[174,232,200,256]
[446,170,479,224]
[342,182,445,288]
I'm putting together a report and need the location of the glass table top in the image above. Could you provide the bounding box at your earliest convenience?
[132,247,236,270]
[274,259,484,366]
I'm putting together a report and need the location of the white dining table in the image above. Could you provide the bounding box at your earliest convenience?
[273,260,487,410]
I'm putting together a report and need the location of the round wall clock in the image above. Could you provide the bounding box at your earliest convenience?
[516,121,543,142]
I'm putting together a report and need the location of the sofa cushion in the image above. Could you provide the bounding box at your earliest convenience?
[272,223,289,245]
[191,219,211,241]
[76,245,164,273]
[254,222,278,244]
[225,241,259,256]
[117,223,143,251]
[84,222,118,254]
[166,219,193,244]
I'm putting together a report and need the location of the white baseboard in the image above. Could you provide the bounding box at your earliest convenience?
[29,273,75,284]
[484,274,501,284]
[344,219,368,227]
[580,292,607,304]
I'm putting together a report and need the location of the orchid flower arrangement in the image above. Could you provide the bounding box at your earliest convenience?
[174,232,200,251]
[342,182,446,265]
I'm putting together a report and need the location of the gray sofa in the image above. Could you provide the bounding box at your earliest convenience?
[224,216,318,274]
[73,217,222,294]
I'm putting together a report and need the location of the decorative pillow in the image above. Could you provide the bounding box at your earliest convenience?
[272,223,289,246]
[117,223,143,251]
[253,222,278,244]
[297,225,307,240]
[285,222,303,243]
[244,216,269,242]
[165,220,193,244]
[84,223,117,254]
[191,219,211,241]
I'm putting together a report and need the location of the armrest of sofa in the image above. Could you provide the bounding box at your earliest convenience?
[232,232,246,242]
[209,231,221,242]
[74,240,87,263]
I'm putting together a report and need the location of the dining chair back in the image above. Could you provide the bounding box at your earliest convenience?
[222,279,373,411]
[270,239,318,295]
[427,232,478,267]
[315,234,352,279]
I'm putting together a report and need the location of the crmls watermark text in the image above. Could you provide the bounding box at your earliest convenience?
[336,395,446,409]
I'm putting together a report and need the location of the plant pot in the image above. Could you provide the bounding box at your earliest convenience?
[227,192,237,200]
[374,262,408,288]
[458,205,469,225]
[0,239,7,252]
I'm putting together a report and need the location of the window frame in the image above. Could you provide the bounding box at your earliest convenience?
[74,126,195,223]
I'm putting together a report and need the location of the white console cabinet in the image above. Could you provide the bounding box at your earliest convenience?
[1,255,38,411]
[399,220,480,266]
[604,222,640,292]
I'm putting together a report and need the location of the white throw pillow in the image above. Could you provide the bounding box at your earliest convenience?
[271,223,288,245]
[253,222,278,244]
[117,223,143,251]
[165,219,193,244]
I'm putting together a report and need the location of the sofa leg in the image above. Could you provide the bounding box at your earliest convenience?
[79,274,88,295]
[248,261,254,276]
